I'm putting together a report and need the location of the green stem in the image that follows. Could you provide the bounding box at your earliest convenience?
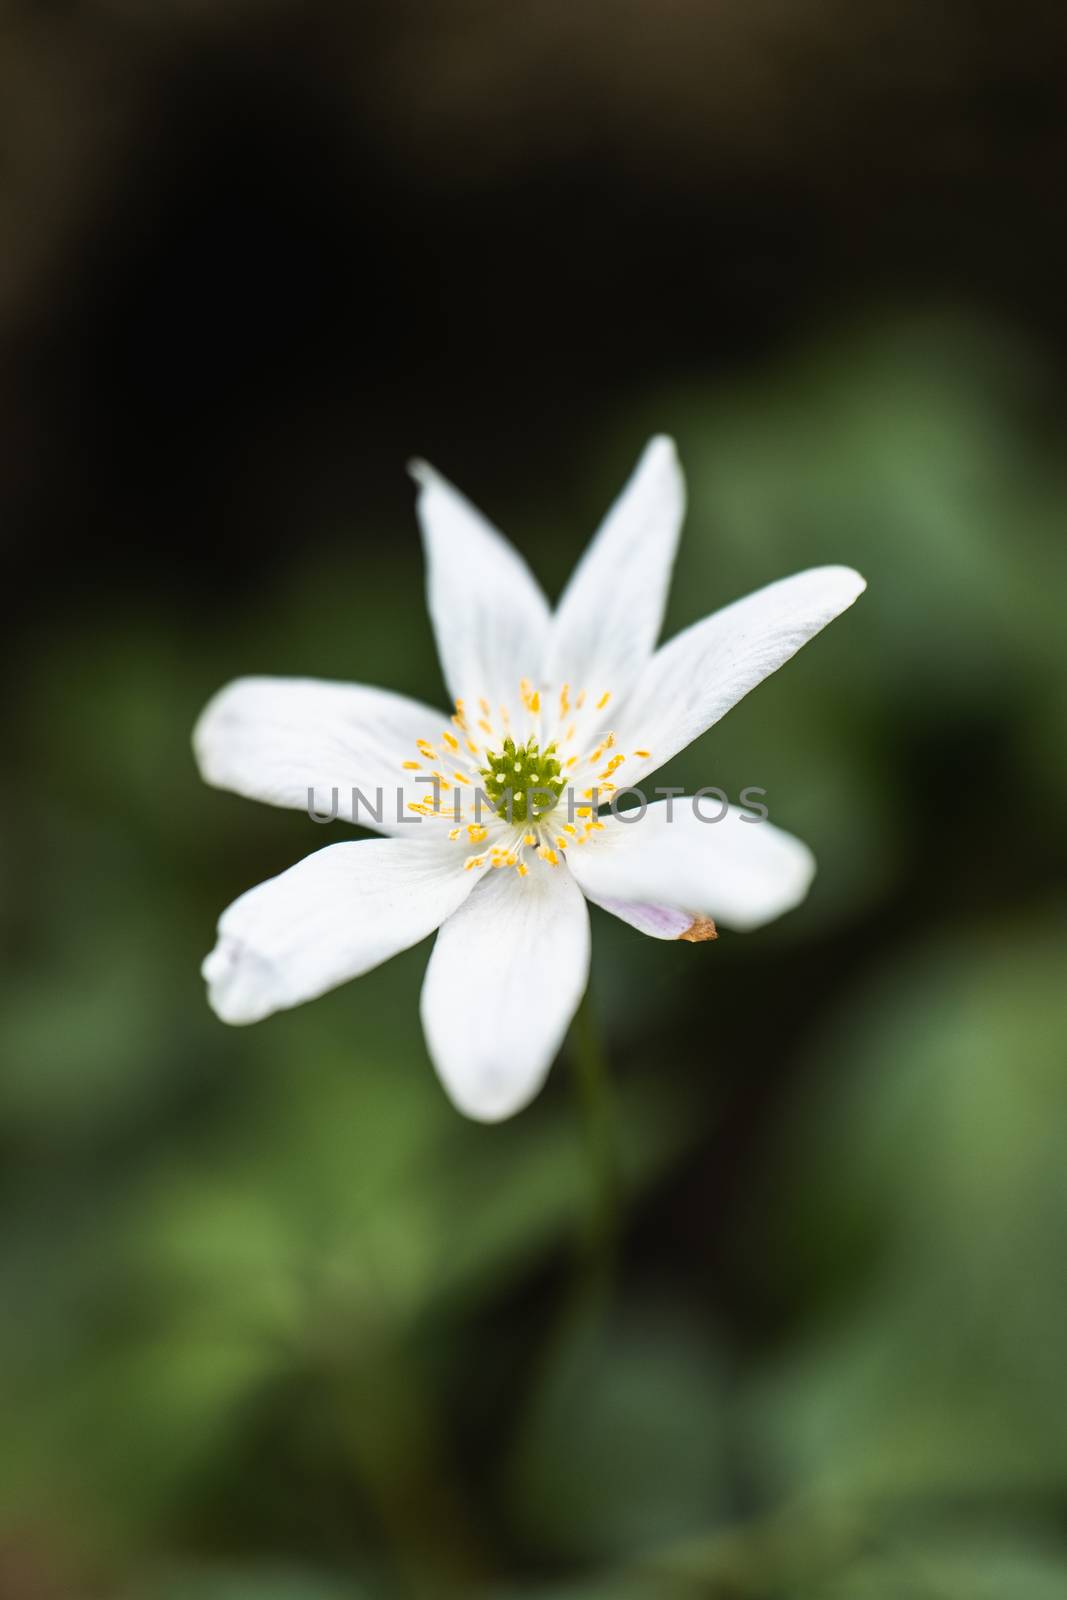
[570,988,621,1270]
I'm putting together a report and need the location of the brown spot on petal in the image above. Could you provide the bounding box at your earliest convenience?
[679,916,718,943]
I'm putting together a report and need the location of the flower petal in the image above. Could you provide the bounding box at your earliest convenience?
[568,800,816,933]
[193,676,450,835]
[613,566,866,786]
[573,895,696,940]
[411,460,551,710]
[542,435,685,702]
[420,860,590,1122]
[203,837,479,1024]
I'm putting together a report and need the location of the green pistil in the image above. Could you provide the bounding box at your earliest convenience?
[481,736,563,824]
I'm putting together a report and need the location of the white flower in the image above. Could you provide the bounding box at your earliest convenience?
[195,437,865,1121]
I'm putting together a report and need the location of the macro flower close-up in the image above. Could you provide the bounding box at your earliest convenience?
[5,4,1067,1594]
[195,438,864,1119]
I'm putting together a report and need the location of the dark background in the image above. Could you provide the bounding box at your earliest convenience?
[2,4,1066,1597]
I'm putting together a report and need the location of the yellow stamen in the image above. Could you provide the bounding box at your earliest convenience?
[519,677,541,714]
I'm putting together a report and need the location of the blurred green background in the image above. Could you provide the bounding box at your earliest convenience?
[2,3,1067,1596]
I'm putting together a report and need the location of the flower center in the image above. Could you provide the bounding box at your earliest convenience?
[401,679,651,879]
[480,736,563,823]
